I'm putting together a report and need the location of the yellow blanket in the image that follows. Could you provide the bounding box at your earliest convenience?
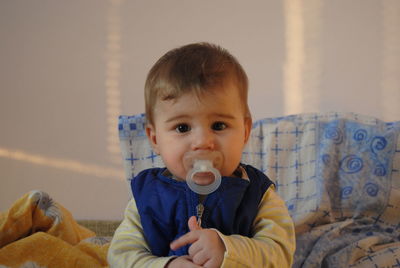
[0,191,110,268]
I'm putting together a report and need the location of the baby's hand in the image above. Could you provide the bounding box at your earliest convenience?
[170,216,225,268]
[165,255,202,268]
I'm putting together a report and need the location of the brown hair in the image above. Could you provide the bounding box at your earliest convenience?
[144,42,250,125]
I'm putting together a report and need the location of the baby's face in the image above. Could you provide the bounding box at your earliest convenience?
[146,82,252,181]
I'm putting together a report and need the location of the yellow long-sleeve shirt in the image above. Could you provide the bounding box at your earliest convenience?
[108,185,295,267]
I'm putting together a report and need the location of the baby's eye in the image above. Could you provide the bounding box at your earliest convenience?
[175,124,191,133]
[212,122,227,131]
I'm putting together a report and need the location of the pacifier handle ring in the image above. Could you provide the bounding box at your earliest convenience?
[186,161,221,195]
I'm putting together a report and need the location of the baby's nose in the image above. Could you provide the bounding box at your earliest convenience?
[191,129,215,150]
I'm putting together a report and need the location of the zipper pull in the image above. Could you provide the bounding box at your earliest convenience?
[196,203,204,228]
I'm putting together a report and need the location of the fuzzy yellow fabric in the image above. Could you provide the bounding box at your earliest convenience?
[0,191,110,268]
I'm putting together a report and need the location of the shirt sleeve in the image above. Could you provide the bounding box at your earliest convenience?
[107,198,175,268]
[216,186,296,268]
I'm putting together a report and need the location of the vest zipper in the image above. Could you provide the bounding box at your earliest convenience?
[196,203,204,228]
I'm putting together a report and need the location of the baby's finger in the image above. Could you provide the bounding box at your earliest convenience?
[191,249,210,266]
[188,216,202,231]
[188,240,202,257]
[170,231,199,250]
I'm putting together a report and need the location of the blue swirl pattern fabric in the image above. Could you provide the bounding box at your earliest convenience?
[119,112,400,267]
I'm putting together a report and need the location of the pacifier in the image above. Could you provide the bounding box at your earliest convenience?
[183,151,223,195]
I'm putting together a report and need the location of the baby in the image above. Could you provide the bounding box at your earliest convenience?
[108,42,295,267]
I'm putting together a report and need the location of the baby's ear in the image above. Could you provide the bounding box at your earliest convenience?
[146,124,160,154]
[244,117,252,144]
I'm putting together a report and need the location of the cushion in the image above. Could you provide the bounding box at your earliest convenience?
[118,112,400,267]
[118,112,400,223]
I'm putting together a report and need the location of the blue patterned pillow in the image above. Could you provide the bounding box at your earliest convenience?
[242,112,400,232]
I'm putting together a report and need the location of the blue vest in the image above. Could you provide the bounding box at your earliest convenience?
[131,164,273,257]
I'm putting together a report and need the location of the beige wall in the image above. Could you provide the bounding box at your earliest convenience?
[1,0,399,220]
